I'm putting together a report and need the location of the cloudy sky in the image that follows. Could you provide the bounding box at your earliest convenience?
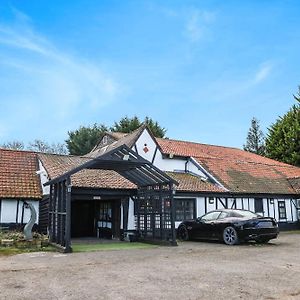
[0,0,299,148]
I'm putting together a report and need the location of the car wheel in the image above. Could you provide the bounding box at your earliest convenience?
[223,226,239,245]
[178,225,189,241]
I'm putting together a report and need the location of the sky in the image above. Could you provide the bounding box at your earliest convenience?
[0,0,299,149]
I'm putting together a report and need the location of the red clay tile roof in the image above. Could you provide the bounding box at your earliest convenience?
[157,138,300,195]
[0,148,42,199]
[167,172,226,193]
[288,177,300,194]
[39,153,136,190]
[39,152,225,193]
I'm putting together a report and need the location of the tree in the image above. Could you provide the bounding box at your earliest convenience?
[1,140,25,150]
[111,116,166,138]
[1,139,67,154]
[243,117,266,155]
[66,124,108,155]
[265,88,300,166]
[28,139,68,155]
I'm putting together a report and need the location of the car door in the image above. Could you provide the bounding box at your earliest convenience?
[194,211,221,239]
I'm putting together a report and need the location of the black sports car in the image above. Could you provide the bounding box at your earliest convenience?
[177,209,279,245]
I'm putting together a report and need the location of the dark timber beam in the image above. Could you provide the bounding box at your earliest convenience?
[65,177,72,253]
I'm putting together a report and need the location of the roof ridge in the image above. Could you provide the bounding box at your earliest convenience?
[156,137,299,169]
[0,147,37,155]
[156,137,242,151]
[38,152,76,158]
[194,155,300,169]
[105,131,128,137]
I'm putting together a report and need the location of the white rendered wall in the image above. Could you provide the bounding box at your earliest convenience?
[134,129,159,163]
[38,160,50,195]
[1,200,39,224]
[133,128,208,178]
[198,197,298,223]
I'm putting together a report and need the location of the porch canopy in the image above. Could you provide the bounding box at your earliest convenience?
[44,144,178,252]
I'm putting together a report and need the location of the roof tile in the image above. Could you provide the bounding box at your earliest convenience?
[0,148,41,199]
[39,153,136,189]
[157,138,300,195]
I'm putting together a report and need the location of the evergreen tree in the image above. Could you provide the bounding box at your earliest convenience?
[265,88,300,166]
[111,116,166,138]
[243,117,266,155]
[66,124,108,155]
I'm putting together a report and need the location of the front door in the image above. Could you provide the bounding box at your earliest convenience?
[97,200,121,239]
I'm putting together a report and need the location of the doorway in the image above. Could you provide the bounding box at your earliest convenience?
[71,200,121,239]
[97,201,121,239]
[71,201,95,237]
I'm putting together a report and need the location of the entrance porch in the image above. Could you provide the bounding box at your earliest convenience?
[45,144,178,252]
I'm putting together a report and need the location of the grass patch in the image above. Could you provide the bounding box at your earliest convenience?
[72,242,157,253]
[0,245,57,257]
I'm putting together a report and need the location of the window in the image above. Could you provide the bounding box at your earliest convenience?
[229,210,258,218]
[201,211,221,221]
[254,198,263,214]
[175,199,195,221]
[218,211,229,219]
[278,201,287,220]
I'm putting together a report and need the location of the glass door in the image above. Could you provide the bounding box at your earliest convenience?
[97,202,113,239]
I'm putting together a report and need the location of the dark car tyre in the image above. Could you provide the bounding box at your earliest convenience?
[178,225,189,241]
[223,226,239,245]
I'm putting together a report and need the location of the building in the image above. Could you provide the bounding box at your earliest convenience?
[1,125,300,242]
[0,149,41,228]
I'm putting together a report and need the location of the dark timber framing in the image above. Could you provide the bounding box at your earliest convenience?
[45,144,178,252]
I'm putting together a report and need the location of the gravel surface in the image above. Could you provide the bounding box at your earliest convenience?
[0,233,300,300]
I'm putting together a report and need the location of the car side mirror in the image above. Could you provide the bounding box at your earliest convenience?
[196,217,203,223]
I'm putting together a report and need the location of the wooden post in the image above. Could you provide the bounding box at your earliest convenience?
[137,194,141,235]
[65,177,72,253]
[169,184,177,246]
[159,184,163,239]
[48,185,53,240]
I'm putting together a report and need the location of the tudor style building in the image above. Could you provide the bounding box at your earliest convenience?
[1,125,300,241]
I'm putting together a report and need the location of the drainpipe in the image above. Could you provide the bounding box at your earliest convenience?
[185,159,189,172]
